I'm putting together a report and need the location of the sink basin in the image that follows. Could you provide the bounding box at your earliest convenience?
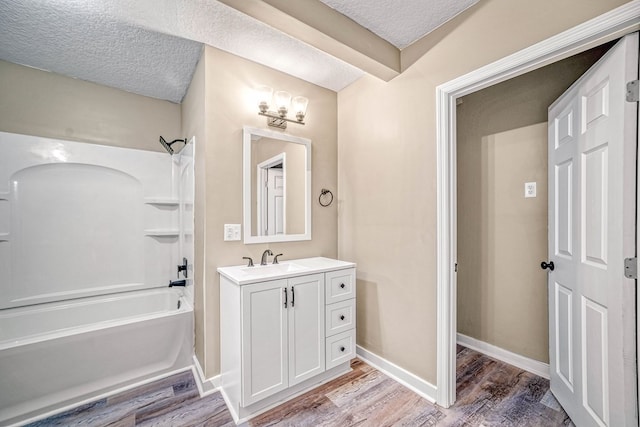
[240,262,305,275]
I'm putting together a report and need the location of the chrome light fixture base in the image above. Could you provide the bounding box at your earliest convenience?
[259,112,305,129]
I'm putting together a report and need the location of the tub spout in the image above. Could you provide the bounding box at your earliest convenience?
[169,279,186,287]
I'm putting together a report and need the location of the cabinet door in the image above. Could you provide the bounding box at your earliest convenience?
[241,279,288,406]
[288,273,325,386]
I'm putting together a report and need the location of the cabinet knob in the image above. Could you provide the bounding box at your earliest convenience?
[340,283,345,289]
[339,346,345,352]
[340,315,345,320]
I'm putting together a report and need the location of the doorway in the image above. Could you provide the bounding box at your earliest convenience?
[435,1,640,412]
[455,43,613,374]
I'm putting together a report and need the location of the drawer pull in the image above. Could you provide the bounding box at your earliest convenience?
[339,346,345,352]
[340,315,345,320]
[340,283,345,289]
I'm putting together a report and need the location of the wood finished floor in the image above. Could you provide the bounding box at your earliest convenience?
[27,346,573,426]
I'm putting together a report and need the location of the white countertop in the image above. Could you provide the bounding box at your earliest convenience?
[217,257,356,285]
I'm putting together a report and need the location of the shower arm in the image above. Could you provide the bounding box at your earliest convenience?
[159,136,187,155]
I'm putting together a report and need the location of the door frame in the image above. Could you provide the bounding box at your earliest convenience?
[435,1,640,408]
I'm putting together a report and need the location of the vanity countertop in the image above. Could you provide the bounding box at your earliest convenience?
[217,257,356,285]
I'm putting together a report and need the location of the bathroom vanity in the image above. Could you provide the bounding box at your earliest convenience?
[218,257,356,423]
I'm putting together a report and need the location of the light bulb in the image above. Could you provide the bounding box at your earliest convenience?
[292,96,309,122]
[255,86,273,113]
[274,91,291,118]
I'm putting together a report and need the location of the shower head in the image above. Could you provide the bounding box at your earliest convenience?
[159,136,187,154]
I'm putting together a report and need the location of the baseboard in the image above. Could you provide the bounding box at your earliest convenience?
[356,345,437,403]
[456,333,550,379]
[192,355,221,397]
[218,387,239,424]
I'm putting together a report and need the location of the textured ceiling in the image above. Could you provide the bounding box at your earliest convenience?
[0,0,478,103]
[0,0,203,103]
[318,0,480,48]
[0,0,364,102]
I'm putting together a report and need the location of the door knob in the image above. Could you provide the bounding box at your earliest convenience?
[541,261,555,271]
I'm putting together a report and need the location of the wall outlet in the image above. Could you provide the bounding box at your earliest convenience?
[224,224,241,241]
[524,182,537,198]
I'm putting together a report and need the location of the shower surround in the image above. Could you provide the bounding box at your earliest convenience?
[0,132,194,425]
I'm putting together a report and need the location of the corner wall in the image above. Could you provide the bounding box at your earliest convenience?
[181,53,207,367]
[337,0,629,385]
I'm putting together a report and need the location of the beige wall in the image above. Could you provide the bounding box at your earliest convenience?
[459,124,549,360]
[0,60,181,150]
[455,46,611,363]
[337,0,629,384]
[197,45,338,378]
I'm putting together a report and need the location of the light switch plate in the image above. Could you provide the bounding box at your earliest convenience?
[224,224,241,241]
[525,182,537,198]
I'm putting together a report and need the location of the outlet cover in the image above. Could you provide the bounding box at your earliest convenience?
[525,182,537,198]
[224,224,241,241]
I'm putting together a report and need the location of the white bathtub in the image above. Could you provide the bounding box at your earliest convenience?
[0,288,193,426]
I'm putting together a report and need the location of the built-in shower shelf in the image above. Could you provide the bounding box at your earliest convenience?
[144,229,179,237]
[0,192,8,201]
[0,233,9,242]
[144,198,179,206]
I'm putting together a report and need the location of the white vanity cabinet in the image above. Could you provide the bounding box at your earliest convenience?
[240,273,325,406]
[219,257,356,424]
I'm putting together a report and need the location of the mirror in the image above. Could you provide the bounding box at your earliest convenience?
[243,126,311,244]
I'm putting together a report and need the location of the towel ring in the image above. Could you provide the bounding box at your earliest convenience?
[319,189,333,207]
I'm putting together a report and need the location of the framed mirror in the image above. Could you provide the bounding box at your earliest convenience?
[243,126,311,244]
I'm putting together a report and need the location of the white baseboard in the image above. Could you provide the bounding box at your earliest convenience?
[456,333,550,379]
[356,345,437,403]
[192,355,221,397]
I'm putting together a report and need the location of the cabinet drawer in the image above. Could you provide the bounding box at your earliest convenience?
[325,299,355,337]
[325,268,355,304]
[325,329,355,370]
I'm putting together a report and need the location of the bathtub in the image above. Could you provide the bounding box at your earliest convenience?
[0,288,193,426]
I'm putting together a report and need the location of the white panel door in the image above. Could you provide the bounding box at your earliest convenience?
[288,273,325,386]
[241,279,289,406]
[547,33,638,427]
[267,168,285,235]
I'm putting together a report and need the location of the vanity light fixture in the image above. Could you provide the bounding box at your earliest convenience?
[255,86,308,129]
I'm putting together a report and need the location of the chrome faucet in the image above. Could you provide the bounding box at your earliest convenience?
[260,249,273,265]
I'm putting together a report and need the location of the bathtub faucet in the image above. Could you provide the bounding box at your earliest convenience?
[169,279,186,287]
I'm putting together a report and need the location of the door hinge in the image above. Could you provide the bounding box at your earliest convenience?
[624,257,637,279]
[626,80,639,102]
